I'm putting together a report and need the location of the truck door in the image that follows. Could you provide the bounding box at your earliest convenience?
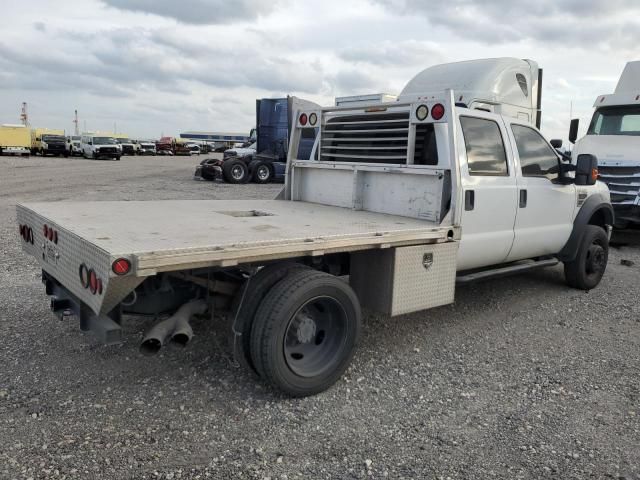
[505,122,576,261]
[456,112,518,271]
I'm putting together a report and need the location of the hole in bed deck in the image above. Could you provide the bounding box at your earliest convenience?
[215,210,275,218]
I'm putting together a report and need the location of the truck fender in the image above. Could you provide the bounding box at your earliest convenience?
[558,193,614,262]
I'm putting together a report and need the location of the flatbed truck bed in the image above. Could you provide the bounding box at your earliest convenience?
[19,199,451,272]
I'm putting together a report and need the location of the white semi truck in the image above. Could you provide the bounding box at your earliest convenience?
[570,61,640,227]
[17,58,613,397]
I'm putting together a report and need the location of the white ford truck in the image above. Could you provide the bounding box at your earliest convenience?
[570,60,640,227]
[17,58,613,397]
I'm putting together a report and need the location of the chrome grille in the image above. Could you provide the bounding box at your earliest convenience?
[598,164,640,205]
[321,111,410,163]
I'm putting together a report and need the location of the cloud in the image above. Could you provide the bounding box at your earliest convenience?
[339,40,444,67]
[99,0,285,25]
[0,26,325,96]
[372,0,640,47]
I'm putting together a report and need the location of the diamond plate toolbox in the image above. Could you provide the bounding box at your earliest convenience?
[350,241,458,316]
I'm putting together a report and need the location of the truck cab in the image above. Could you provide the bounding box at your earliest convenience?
[32,128,67,157]
[571,61,640,227]
[80,133,121,160]
[288,57,611,279]
[66,135,82,156]
[114,136,135,156]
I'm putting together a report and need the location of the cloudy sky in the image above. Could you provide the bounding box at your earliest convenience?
[1,0,638,141]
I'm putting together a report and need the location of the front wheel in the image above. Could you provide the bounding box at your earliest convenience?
[564,225,609,290]
[250,269,361,397]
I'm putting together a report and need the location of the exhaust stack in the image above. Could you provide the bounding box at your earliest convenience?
[140,299,207,356]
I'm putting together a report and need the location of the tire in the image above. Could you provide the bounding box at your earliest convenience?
[115,156,121,161]
[251,161,273,184]
[230,262,310,374]
[250,269,362,397]
[564,225,609,290]
[222,159,249,184]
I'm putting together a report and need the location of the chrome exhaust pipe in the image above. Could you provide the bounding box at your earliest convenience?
[139,299,207,356]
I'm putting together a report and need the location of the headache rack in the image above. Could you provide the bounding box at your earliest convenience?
[284,91,460,225]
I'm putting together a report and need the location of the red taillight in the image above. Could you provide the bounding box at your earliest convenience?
[299,113,308,126]
[44,225,49,237]
[97,278,103,295]
[48,229,54,241]
[112,258,131,275]
[431,103,445,120]
[89,269,98,294]
[19,225,25,237]
[53,231,58,244]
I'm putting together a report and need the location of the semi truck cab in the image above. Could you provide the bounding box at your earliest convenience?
[571,61,640,227]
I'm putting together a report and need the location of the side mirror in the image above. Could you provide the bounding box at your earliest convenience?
[550,139,562,149]
[569,118,579,144]
[575,154,598,185]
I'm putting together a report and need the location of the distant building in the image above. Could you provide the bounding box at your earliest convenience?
[179,131,251,143]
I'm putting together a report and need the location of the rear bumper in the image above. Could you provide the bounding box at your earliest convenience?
[1,146,30,155]
[43,271,123,344]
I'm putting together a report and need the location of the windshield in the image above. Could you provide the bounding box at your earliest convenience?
[71,136,81,141]
[93,137,117,145]
[116,139,131,144]
[42,135,64,142]
[141,143,154,148]
[587,105,640,136]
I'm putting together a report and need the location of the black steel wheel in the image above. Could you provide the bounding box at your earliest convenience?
[564,225,609,290]
[250,269,361,397]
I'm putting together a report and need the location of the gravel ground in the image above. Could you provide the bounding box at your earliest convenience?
[1,154,639,480]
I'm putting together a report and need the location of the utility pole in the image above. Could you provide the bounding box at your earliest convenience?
[20,102,29,126]
[73,110,79,135]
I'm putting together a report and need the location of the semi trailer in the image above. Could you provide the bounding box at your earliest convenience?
[0,124,31,156]
[17,58,612,397]
[570,61,640,227]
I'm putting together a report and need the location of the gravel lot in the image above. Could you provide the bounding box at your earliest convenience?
[1,154,639,480]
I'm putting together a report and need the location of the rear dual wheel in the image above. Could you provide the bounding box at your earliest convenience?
[249,268,361,397]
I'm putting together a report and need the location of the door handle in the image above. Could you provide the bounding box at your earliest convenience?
[465,190,475,211]
[519,189,527,208]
